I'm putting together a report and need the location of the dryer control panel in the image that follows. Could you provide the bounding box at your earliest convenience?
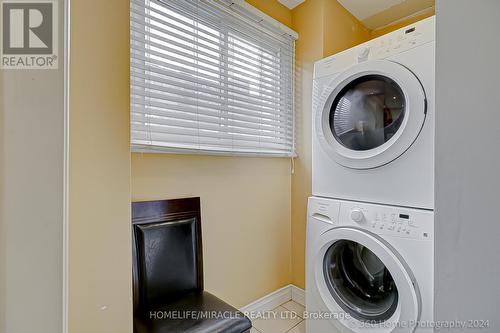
[309,197,433,241]
[314,16,435,79]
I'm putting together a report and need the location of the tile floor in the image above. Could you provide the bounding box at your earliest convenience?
[250,300,306,333]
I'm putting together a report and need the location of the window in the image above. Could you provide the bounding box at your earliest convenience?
[130,0,297,156]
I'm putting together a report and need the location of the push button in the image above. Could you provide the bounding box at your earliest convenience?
[408,219,418,228]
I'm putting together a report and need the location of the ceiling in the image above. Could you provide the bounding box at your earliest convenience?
[337,0,434,30]
[337,0,407,21]
[278,0,305,10]
[278,0,434,30]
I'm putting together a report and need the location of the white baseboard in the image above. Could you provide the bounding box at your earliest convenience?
[240,284,305,313]
[291,285,305,306]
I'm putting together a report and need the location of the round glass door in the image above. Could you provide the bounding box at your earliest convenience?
[330,75,406,151]
[323,240,399,322]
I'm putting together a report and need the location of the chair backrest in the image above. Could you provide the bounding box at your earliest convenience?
[132,197,203,313]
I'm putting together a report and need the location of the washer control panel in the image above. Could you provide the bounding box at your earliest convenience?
[308,197,433,240]
[340,201,433,240]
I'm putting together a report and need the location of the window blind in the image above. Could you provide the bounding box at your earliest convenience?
[130,0,296,156]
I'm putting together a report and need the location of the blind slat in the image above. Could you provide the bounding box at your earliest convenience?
[131,0,292,57]
[131,84,292,118]
[131,75,286,113]
[132,116,291,140]
[130,45,287,93]
[133,124,292,146]
[130,64,287,103]
[131,36,286,85]
[131,26,286,79]
[131,110,291,135]
[130,0,296,156]
[131,97,294,127]
[130,10,292,68]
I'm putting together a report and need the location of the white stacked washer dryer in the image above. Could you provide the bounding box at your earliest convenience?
[307,17,435,333]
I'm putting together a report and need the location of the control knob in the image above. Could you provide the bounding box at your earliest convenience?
[357,47,370,62]
[350,209,364,223]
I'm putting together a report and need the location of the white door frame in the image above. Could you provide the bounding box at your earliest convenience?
[314,60,427,169]
[312,227,421,332]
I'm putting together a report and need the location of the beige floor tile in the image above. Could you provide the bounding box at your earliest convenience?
[287,320,306,333]
[252,306,302,333]
[281,300,305,319]
[250,327,261,333]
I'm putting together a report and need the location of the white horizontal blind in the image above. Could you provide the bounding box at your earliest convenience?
[130,0,296,156]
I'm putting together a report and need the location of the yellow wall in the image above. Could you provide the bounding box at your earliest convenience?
[69,0,132,332]
[132,154,291,307]
[289,0,323,292]
[289,0,371,289]
[245,0,293,28]
[131,0,294,308]
[322,0,371,57]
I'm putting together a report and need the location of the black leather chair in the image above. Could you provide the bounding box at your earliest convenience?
[132,197,252,333]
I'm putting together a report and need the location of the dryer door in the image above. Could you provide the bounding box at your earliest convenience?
[313,227,420,332]
[315,60,426,169]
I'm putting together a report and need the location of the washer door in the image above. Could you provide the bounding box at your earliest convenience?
[314,227,420,332]
[315,60,426,169]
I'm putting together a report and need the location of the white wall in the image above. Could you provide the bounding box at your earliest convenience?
[0,1,65,332]
[435,0,500,330]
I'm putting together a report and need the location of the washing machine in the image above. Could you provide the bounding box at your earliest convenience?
[306,196,433,332]
[312,17,435,209]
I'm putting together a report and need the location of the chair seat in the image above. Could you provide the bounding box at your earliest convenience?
[134,291,252,333]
